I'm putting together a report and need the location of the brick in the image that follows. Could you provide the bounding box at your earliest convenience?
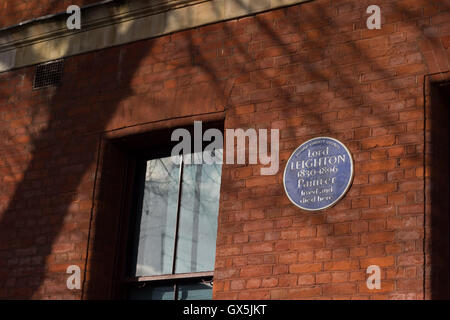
[322,283,356,295]
[316,272,331,284]
[331,272,348,283]
[352,198,369,209]
[388,193,405,204]
[399,110,423,121]
[360,159,397,173]
[361,183,397,195]
[398,204,423,215]
[361,232,395,244]
[291,239,325,250]
[314,249,332,261]
[230,280,245,290]
[246,175,278,187]
[233,234,249,244]
[296,81,328,94]
[354,128,371,139]
[370,149,387,160]
[289,263,322,274]
[235,167,253,179]
[369,219,385,232]
[278,274,297,287]
[360,256,395,268]
[385,244,403,255]
[332,248,349,259]
[398,157,422,168]
[216,268,240,280]
[324,260,359,271]
[350,247,367,257]
[369,173,386,184]
[326,210,360,223]
[279,252,297,264]
[395,63,426,75]
[353,174,368,185]
[396,279,421,291]
[243,220,274,232]
[242,242,273,254]
[293,226,314,240]
[214,292,239,299]
[218,246,241,256]
[398,254,423,272]
[261,277,278,288]
[239,290,270,300]
[398,180,423,192]
[270,289,287,299]
[326,235,359,248]
[334,223,350,235]
[240,265,272,278]
[48,263,71,273]
[52,243,74,254]
[297,250,314,263]
[397,229,423,240]
[370,195,388,207]
[298,274,315,286]
[387,170,404,181]
[235,104,255,115]
[288,286,322,298]
[246,278,261,289]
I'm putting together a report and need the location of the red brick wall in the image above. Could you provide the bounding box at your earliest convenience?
[0,0,450,299]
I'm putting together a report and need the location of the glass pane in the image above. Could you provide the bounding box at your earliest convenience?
[177,282,213,300]
[133,156,180,277]
[175,150,223,274]
[128,284,174,300]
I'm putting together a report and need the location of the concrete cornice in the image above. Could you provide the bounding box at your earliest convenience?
[0,0,310,73]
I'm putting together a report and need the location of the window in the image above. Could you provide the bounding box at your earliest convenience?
[124,149,223,300]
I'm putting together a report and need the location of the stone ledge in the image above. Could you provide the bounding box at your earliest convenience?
[0,0,310,73]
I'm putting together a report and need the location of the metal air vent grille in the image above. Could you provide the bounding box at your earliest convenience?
[33,59,64,89]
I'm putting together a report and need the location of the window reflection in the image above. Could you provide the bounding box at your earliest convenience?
[134,156,180,277]
[131,150,222,279]
[176,150,222,274]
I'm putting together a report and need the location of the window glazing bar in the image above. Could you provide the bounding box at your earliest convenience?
[171,154,184,274]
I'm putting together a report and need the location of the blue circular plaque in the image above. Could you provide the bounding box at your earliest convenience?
[283,137,354,211]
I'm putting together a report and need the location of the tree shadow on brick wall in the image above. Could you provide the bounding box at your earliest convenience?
[0,0,168,299]
[0,0,231,300]
[211,0,450,299]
